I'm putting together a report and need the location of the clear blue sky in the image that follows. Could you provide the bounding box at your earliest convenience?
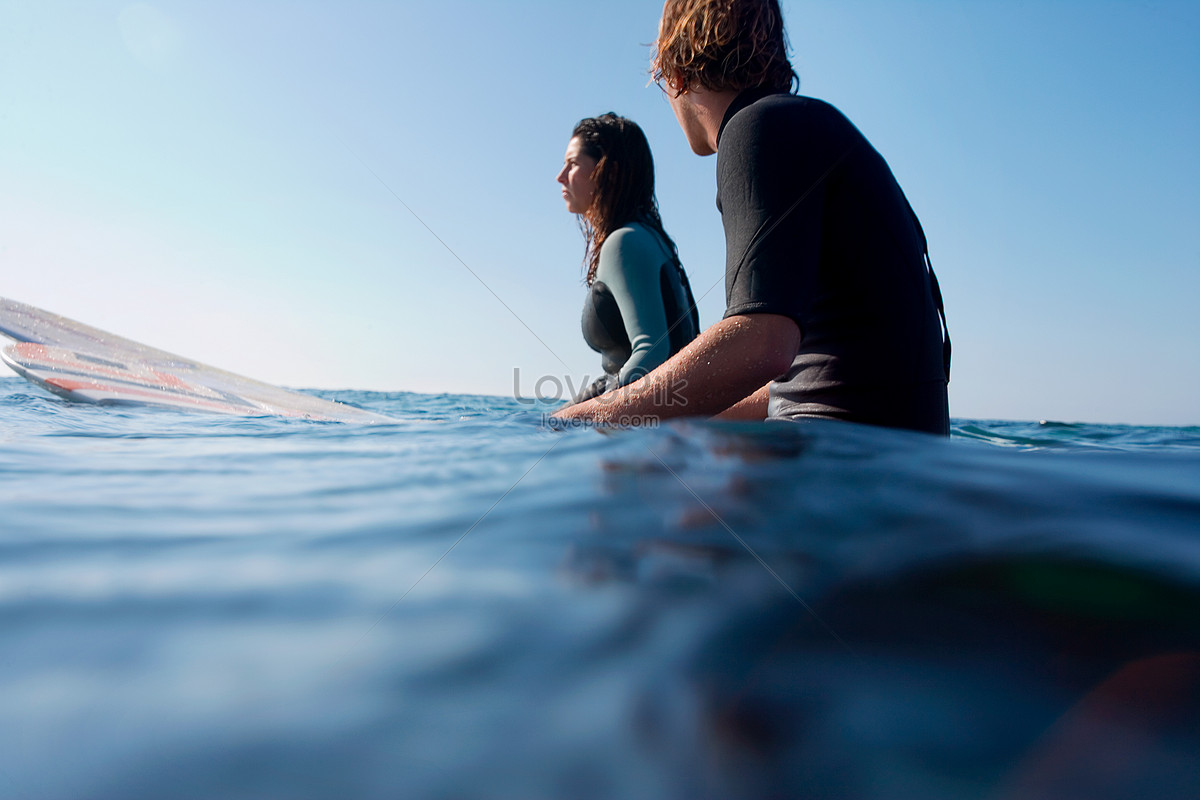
[1,1,1197,425]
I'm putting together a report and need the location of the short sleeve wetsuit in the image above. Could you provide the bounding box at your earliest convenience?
[716,89,950,435]
[574,222,699,403]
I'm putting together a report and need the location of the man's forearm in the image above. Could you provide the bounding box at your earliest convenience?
[551,314,799,423]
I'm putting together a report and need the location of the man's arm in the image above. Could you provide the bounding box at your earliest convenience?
[715,382,771,420]
[551,313,799,423]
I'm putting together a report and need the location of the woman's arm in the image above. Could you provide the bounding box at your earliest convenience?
[596,228,672,385]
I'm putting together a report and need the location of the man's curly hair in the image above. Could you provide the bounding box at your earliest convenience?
[651,0,797,95]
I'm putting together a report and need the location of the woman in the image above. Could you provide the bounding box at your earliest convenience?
[556,113,700,404]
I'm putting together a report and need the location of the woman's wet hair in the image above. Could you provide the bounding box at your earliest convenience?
[652,0,797,95]
[571,113,678,285]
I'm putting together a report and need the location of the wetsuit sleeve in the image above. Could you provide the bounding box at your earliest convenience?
[595,227,671,385]
[718,99,844,326]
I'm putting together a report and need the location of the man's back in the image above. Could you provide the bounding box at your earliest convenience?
[716,90,950,434]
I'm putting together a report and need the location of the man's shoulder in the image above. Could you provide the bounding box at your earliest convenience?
[718,92,861,181]
[724,93,846,140]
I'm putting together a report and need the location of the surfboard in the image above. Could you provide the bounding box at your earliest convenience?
[0,296,392,423]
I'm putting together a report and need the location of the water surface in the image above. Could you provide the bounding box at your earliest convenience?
[1,377,1197,799]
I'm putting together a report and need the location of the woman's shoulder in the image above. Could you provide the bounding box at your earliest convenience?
[600,222,669,265]
[596,225,667,285]
[602,222,660,251]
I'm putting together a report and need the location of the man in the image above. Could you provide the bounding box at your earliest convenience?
[553,0,950,435]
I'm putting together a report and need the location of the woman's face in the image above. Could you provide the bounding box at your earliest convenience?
[556,137,598,215]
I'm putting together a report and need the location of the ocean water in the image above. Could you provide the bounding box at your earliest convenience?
[0,375,1197,800]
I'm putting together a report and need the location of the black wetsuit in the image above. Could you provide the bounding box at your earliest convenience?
[575,222,699,403]
[717,89,950,435]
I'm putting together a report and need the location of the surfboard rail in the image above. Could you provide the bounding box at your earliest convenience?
[0,296,393,423]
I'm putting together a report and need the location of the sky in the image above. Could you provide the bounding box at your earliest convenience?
[1,1,1197,426]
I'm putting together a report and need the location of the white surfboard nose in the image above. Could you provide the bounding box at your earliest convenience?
[0,297,393,423]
